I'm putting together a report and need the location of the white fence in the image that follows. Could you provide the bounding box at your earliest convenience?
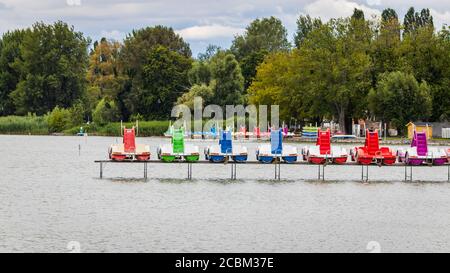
[442,128,450,139]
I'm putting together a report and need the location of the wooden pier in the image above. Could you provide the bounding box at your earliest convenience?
[94,160,450,182]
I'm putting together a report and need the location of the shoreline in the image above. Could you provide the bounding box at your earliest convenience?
[1,133,449,146]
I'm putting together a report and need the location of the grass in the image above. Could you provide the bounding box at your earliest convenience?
[0,115,49,135]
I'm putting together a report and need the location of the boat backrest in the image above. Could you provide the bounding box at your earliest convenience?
[220,131,233,154]
[413,131,428,156]
[123,127,136,153]
[172,129,184,153]
[271,130,283,155]
[365,129,380,155]
[317,129,331,155]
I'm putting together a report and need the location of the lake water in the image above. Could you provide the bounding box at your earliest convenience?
[0,135,449,253]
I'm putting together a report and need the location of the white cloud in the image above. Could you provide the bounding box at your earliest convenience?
[100,30,126,41]
[176,24,244,40]
[304,0,381,21]
[431,9,450,29]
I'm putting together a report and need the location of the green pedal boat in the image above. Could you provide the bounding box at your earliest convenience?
[157,128,200,162]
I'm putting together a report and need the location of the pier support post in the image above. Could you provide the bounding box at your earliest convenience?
[231,162,237,180]
[100,162,103,179]
[274,158,281,180]
[144,162,148,181]
[404,165,413,182]
[362,165,369,182]
[318,164,325,181]
[187,163,193,180]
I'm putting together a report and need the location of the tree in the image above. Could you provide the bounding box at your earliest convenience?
[368,72,432,133]
[294,15,322,48]
[124,45,192,119]
[188,60,211,86]
[197,44,221,61]
[87,38,125,101]
[231,17,290,89]
[0,30,27,115]
[120,26,192,119]
[92,98,120,125]
[400,26,450,121]
[352,8,365,21]
[177,84,214,109]
[10,21,89,115]
[209,51,245,106]
[371,9,402,85]
[404,7,434,35]
[300,19,373,133]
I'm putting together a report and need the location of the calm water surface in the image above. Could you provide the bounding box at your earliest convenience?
[0,135,449,253]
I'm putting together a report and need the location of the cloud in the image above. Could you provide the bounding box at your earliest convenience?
[431,9,450,29]
[176,24,245,40]
[304,0,381,21]
[100,30,126,42]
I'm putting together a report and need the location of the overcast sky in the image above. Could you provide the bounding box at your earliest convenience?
[1,0,449,56]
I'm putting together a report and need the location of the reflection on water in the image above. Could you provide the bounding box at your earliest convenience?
[0,135,450,253]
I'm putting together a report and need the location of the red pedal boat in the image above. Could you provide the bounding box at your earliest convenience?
[351,130,396,165]
[109,124,150,161]
[302,129,348,164]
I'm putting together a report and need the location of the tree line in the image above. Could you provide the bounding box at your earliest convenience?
[0,7,449,134]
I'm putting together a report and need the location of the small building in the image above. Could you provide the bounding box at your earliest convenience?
[406,122,433,139]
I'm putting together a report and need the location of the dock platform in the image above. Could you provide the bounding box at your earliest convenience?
[94,160,450,182]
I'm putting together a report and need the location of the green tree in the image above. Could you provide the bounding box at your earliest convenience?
[124,45,192,119]
[231,17,290,90]
[0,30,27,115]
[177,84,214,109]
[10,21,89,115]
[92,98,120,125]
[371,8,402,85]
[188,60,211,86]
[368,72,432,133]
[120,26,192,119]
[352,8,365,21]
[209,51,244,106]
[294,15,322,48]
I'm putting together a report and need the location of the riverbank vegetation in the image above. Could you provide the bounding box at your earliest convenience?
[0,7,449,136]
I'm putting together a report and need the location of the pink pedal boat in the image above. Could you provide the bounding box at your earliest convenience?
[397,131,447,166]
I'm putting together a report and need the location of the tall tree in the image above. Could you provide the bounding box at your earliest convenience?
[10,21,89,115]
[294,15,322,48]
[124,45,192,119]
[0,30,27,115]
[352,8,365,21]
[86,38,126,114]
[231,16,290,90]
[209,51,245,106]
[404,7,418,35]
[368,71,432,133]
[371,8,402,85]
[120,26,192,119]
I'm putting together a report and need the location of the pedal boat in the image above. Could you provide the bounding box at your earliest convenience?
[256,130,298,164]
[157,128,200,162]
[302,129,348,164]
[205,131,248,163]
[397,131,447,166]
[350,129,396,165]
[109,126,150,161]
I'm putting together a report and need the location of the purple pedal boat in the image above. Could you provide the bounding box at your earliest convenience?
[397,131,448,166]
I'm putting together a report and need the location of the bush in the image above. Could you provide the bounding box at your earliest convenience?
[47,106,72,133]
[92,99,120,125]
